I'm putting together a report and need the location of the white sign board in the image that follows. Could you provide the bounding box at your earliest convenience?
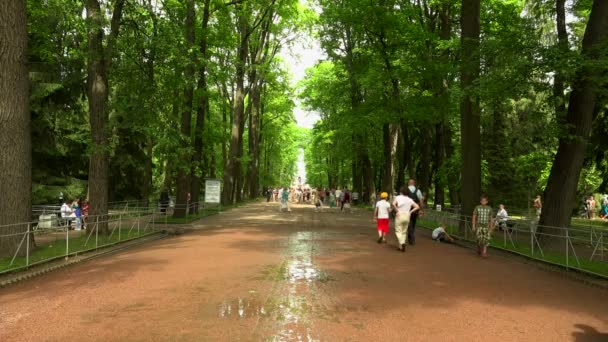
[205,179,221,204]
[436,204,442,212]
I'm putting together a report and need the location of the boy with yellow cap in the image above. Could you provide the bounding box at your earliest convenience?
[373,192,391,243]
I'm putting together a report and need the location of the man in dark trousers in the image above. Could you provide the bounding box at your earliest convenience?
[405,179,424,245]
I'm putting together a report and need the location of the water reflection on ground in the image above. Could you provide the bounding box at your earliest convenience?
[218,231,332,341]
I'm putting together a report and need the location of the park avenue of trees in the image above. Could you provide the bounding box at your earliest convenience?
[1,0,608,256]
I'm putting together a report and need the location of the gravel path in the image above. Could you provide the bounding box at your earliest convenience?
[1,201,607,341]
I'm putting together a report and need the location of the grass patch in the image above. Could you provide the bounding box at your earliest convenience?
[0,228,156,274]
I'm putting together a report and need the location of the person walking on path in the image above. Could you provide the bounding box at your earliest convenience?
[405,179,424,245]
[341,188,351,213]
[280,186,291,212]
[335,188,343,208]
[374,192,391,244]
[393,186,421,252]
[472,194,494,258]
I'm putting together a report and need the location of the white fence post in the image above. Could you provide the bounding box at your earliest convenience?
[95,216,99,249]
[26,223,30,268]
[565,228,569,269]
[531,225,534,257]
[65,222,69,259]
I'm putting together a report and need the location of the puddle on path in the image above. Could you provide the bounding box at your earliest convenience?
[218,231,341,341]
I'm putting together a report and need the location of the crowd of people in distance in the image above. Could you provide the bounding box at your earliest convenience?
[264,185,354,213]
[60,198,89,230]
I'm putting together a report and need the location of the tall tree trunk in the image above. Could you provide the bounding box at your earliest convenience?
[553,0,568,121]
[210,148,217,179]
[174,0,196,218]
[434,123,446,207]
[223,11,248,204]
[540,0,608,231]
[247,18,272,199]
[142,138,153,203]
[247,85,262,198]
[444,125,460,206]
[163,158,172,191]
[487,103,511,203]
[382,123,399,193]
[396,126,406,191]
[222,100,228,174]
[400,122,415,179]
[85,0,125,233]
[190,0,211,213]
[460,0,481,226]
[434,1,452,208]
[418,127,433,194]
[0,0,31,257]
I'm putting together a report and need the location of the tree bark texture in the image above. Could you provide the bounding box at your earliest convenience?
[434,123,446,207]
[540,0,608,231]
[174,0,196,218]
[382,123,399,193]
[85,0,125,233]
[222,11,248,204]
[0,0,31,257]
[444,124,460,206]
[418,127,433,195]
[190,0,211,213]
[553,0,568,121]
[459,0,481,226]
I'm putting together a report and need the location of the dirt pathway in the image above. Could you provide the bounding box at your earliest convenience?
[1,201,607,341]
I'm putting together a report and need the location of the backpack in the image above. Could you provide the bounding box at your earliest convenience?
[407,187,421,205]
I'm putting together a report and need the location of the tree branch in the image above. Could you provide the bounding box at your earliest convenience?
[106,0,127,69]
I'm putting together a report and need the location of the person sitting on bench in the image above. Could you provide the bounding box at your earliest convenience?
[496,204,509,231]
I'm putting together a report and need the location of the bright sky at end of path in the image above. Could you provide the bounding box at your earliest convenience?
[280,1,325,185]
[280,1,324,130]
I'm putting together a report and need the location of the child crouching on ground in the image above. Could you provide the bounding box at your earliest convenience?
[472,194,494,258]
[432,223,454,243]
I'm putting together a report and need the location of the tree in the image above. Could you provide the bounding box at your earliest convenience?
[540,0,608,230]
[174,0,196,218]
[459,0,481,225]
[85,0,126,232]
[0,0,31,257]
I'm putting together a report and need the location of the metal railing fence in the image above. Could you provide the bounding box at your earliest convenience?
[2,200,223,275]
[420,210,608,278]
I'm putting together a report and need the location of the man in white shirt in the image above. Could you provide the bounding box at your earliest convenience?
[335,188,342,208]
[60,200,75,229]
[373,192,391,244]
[393,186,421,252]
[496,204,509,230]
